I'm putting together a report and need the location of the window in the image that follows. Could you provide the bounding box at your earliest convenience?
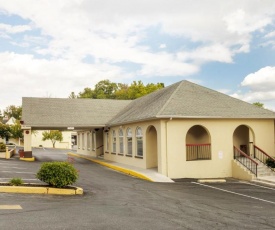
[106,132,109,151]
[127,128,132,156]
[119,128,124,154]
[87,132,91,150]
[136,127,143,157]
[78,134,80,149]
[82,133,85,150]
[92,132,96,151]
[112,130,116,153]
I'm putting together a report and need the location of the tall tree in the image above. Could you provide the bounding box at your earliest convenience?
[42,130,63,148]
[78,87,95,98]
[4,105,22,120]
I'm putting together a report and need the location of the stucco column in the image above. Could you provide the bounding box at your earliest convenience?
[22,127,32,151]
[159,121,168,176]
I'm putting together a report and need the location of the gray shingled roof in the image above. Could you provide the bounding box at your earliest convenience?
[22,98,130,129]
[107,80,275,125]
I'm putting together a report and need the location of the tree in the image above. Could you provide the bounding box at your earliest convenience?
[9,120,23,139]
[4,105,22,120]
[42,130,63,148]
[68,92,77,99]
[253,102,264,108]
[77,79,165,100]
[0,123,11,141]
[78,87,95,98]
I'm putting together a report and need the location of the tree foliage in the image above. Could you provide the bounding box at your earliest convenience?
[0,123,11,140]
[9,120,23,139]
[253,102,264,108]
[75,79,164,100]
[42,130,63,148]
[4,105,22,120]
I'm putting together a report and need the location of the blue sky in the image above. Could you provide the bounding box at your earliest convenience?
[0,0,275,111]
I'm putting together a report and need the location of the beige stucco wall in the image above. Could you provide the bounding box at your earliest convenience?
[78,118,274,180]
[77,129,103,157]
[232,160,255,181]
[165,118,275,179]
[104,120,163,171]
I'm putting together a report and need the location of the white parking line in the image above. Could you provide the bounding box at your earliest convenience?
[0,205,22,210]
[0,178,39,180]
[240,181,275,191]
[1,167,27,169]
[0,171,35,174]
[192,182,275,205]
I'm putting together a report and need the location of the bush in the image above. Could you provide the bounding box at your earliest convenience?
[266,158,275,168]
[9,178,23,186]
[36,162,78,188]
[0,142,6,152]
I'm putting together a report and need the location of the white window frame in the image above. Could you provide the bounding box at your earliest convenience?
[119,128,124,154]
[136,127,143,157]
[126,128,132,156]
[112,130,116,153]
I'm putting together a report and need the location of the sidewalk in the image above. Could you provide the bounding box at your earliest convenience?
[67,153,174,183]
[256,175,275,186]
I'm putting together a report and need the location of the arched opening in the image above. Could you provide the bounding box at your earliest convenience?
[186,125,211,161]
[146,126,158,169]
[233,125,254,156]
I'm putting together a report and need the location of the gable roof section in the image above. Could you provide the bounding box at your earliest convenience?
[108,80,275,125]
[22,97,130,129]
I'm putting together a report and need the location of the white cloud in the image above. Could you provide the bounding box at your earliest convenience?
[241,66,275,90]
[0,52,132,109]
[231,66,275,110]
[0,23,32,34]
[0,0,275,109]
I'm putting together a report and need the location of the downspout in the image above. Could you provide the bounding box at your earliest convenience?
[165,117,172,177]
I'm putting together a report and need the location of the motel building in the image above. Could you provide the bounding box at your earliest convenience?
[21,80,275,181]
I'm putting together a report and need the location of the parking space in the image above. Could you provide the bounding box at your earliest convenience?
[0,150,275,229]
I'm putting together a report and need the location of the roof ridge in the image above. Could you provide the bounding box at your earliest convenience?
[157,80,185,116]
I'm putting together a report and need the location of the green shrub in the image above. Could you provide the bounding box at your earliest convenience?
[0,142,6,152]
[36,162,79,188]
[9,178,23,186]
[266,158,275,168]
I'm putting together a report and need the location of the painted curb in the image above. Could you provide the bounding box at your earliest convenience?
[20,157,35,162]
[0,183,83,195]
[197,179,226,183]
[68,152,153,182]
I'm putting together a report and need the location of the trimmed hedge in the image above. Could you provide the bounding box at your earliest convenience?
[36,162,79,188]
[0,142,6,152]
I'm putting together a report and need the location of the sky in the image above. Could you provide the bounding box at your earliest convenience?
[0,0,275,111]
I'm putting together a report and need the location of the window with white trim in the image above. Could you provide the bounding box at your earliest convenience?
[127,128,132,156]
[82,133,85,150]
[106,132,109,151]
[136,127,143,157]
[92,131,96,151]
[87,132,91,150]
[119,128,124,154]
[112,130,116,153]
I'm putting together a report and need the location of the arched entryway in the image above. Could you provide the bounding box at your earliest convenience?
[186,125,211,161]
[146,126,158,169]
[233,125,255,156]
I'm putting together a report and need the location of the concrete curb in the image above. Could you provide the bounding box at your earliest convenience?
[68,152,153,182]
[0,183,83,195]
[20,157,35,162]
[197,179,226,183]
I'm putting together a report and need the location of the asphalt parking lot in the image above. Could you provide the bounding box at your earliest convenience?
[0,148,275,230]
